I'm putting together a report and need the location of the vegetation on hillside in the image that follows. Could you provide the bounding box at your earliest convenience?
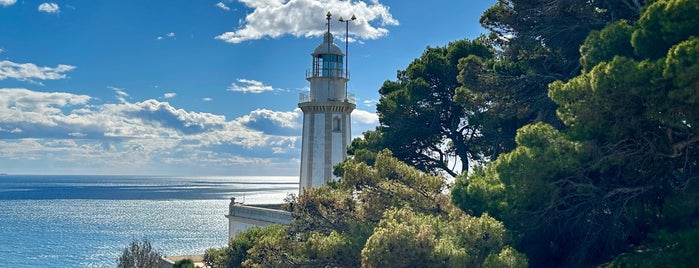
[117,238,162,268]
[214,150,526,267]
[211,0,698,266]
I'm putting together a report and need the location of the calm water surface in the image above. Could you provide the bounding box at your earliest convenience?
[0,175,297,267]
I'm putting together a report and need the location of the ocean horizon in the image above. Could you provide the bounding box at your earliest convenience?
[0,175,298,267]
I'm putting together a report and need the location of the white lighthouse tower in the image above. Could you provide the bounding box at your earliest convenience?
[298,12,355,193]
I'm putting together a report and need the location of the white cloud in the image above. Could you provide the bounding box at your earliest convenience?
[362,99,377,107]
[108,86,127,96]
[0,88,385,175]
[38,2,60,13]
[0,88,91,127]
[202,97,212,102]
[215,0,399,44]
[0,88,300,168]
[237,108,301,130]
[216,2,230,11]
[68,132,87,137]
[163,92,176,99]
[0,48,4,54]
[234,108,304,153]
[352,109,379,125]
[227,78,274,93]
[0,0,16,7]
[0,127,22,133]
[157,32,176,40]
[108,86,129,102]
[0,60,76,83]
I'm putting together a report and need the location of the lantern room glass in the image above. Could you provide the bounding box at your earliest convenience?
[313,54,344,77]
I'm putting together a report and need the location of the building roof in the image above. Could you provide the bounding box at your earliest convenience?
[312,32,345,56]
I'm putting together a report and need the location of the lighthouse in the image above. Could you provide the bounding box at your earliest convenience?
[298,12,356,193]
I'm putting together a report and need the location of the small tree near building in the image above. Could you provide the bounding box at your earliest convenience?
[116,237,162,268]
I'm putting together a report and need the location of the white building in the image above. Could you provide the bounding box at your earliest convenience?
[298,14,355,194]
[228,12,355,238]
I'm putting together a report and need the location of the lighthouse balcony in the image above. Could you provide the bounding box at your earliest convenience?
[306,68,349,79]
[299,92,355,104]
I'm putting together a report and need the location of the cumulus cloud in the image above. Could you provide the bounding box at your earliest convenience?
[0,87,387,174]
[0,88,92,138]
[215,0,399,44]
[352,109,379,125]
[216,2,230,11]
[237,108,301,135]
[163,92,176,99]
[202,97,212,102]
[0,60,76,83]
[0,0,16,7]
[166,32,175,37]
[116,99,230,135]
[227,78,274,93]
[0,88,303,174]
[38,2,60,13]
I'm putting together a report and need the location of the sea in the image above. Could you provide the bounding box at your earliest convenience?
[0,175,298,267]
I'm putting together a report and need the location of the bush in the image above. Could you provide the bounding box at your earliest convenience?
[204,247,228,268]
[116,237,162,268]
[173,258,195,268]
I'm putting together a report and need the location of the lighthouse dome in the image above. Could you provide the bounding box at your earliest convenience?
[313,32,345,56]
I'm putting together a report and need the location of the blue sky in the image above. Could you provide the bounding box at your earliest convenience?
[0,0,494,175]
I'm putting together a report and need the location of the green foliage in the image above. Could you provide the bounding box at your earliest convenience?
[230,225,286,268]
[361,208,438,268]
[203,247,227,268]
[116,237,162,268]
[580,20,636,72]
[352,0,642,180]
[361,206,514,268]
[549,56,662,141]
[483,246,529,268]
[239,224,290,268]
[605,227,699,268]
[481,0,642,78]
[228,150,524,267]
[663,36,699,129]
[345,128,383,168]
[454,123,607,264]
[453,0,699,266]
[173,258,195,268]
[606,179,699,267]
[452,0,647,172]
[451,166,506,217]
[365,39,495,177]
[632,0,699,59]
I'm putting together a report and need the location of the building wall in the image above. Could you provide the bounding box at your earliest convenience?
[308,78,347,101]
[298,104,353,193]
[312,112,325,187]
[227,199,292,238]
[227,215,278,238]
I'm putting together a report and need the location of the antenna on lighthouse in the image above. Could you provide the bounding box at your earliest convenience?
[326,11,332,33]
[326,11,332,60]
[339,14,356,100]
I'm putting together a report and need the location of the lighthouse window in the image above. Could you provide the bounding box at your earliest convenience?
[332,117,341,132]
[320,54,343,77]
